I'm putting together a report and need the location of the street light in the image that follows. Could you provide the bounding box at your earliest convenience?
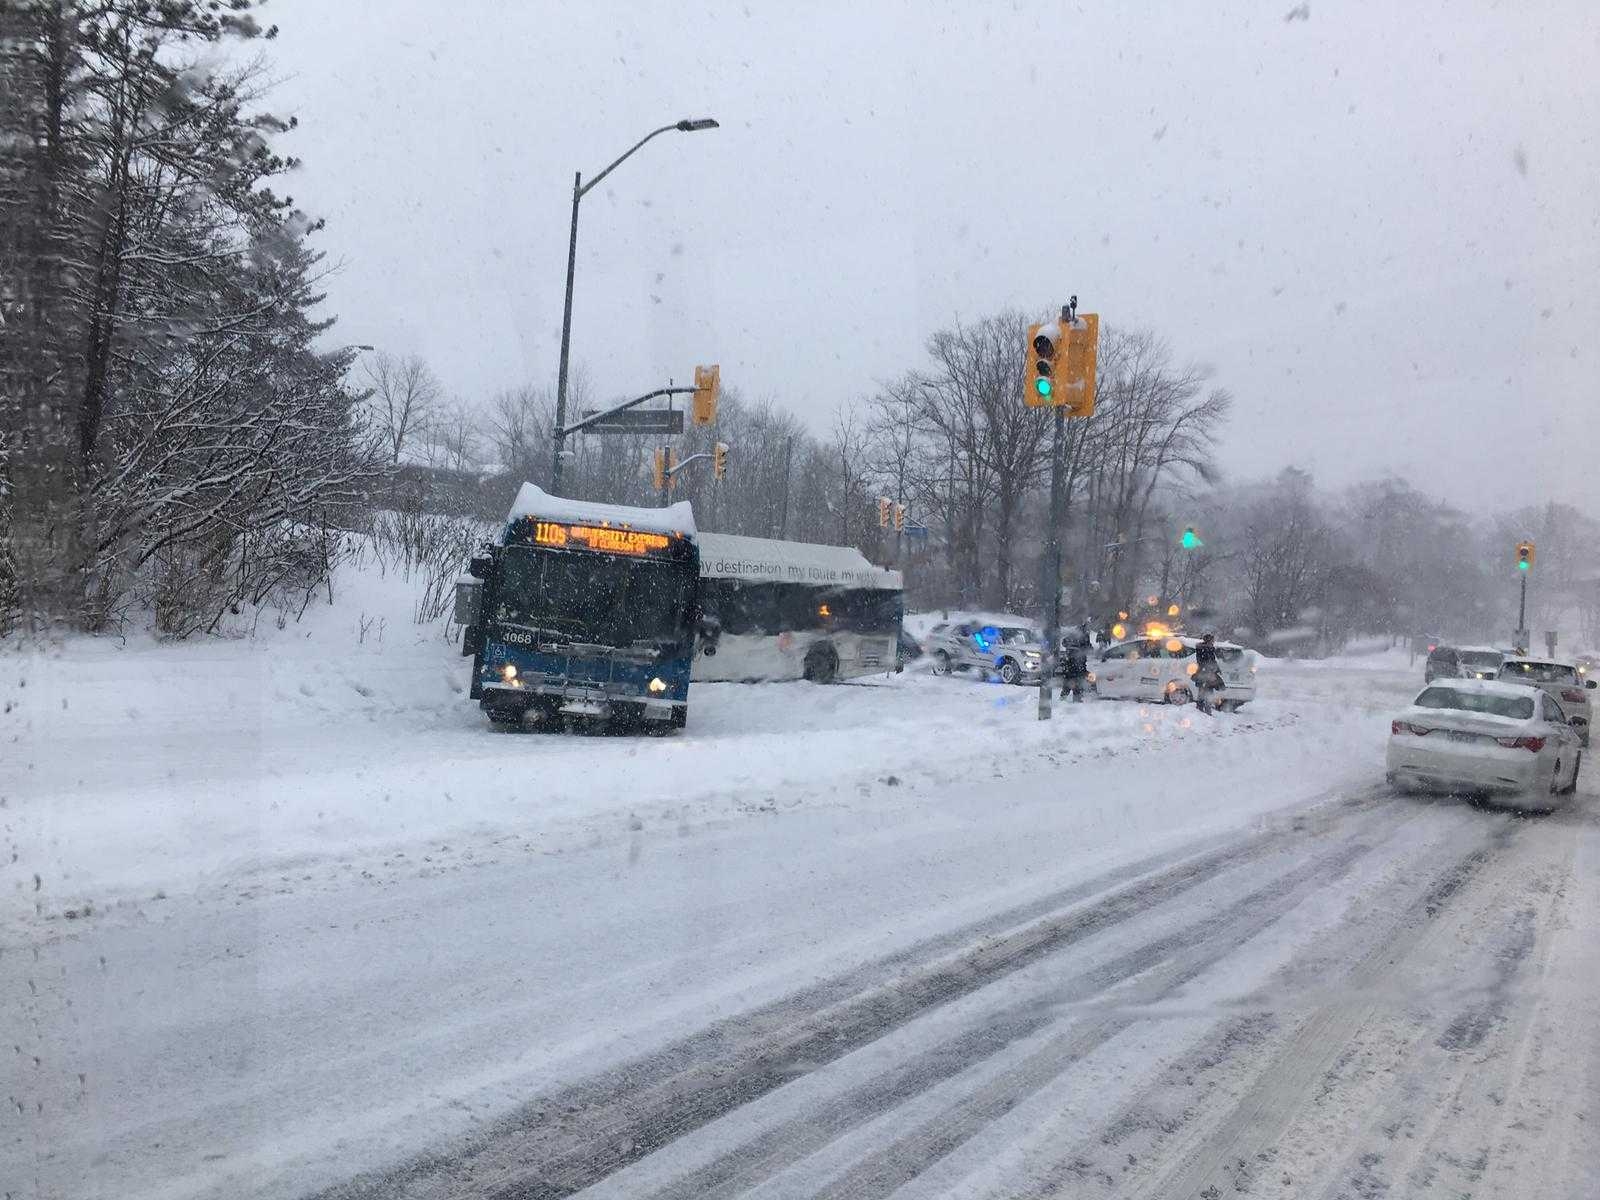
[550,116,720,493]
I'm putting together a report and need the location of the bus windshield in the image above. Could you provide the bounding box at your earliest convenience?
[495,547,694,648]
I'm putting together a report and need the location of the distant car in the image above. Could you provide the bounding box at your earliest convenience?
[1424,644,1464,682]
[1094,635,1257,710]
[1455,645,1505,680]
[1387,678,1581,809]
[1494,657,1595,747]
[923,620,1046,685]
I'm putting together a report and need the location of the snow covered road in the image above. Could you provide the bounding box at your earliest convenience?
[6,645,1599,1199]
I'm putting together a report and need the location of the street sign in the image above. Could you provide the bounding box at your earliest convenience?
[580,407,684,435]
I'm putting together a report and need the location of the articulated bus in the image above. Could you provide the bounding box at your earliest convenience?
[692,532,903,684]
[459,485,700,732]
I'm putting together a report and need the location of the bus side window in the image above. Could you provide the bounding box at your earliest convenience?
[777,584,822,632]
[723,580,779,635]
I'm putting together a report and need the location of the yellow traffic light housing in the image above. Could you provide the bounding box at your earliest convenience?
[1516,540,1535,571]
[1024,321,1063,407]
[692,364,720,426]
[713,441,729,480]
[651,447,666,491]
[1061,313,1099,417]
[893,502,906,532]
[878,496,892,528]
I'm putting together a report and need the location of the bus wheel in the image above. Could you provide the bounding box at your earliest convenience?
[804,645,839,684]
[487,707,523,727]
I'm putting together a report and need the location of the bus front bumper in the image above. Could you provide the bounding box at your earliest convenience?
[481,682,682,723]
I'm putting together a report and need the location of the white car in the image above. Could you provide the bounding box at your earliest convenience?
[1093,635,1257,710]
[922,620,1047,685]
[1386,678,1582,809]
[1494,657,1594,747]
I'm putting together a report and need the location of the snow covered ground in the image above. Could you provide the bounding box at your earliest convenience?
[4,564,1595,1200]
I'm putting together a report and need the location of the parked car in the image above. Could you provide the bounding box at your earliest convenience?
[923,620,1046,685]
[1424,644,1464,682]
[1387,678,1581,809]
[1494,657,1595,747]
[1455,645,1505,680]
[1094,635,1257,710]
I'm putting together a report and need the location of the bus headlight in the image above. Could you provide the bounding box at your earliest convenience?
[648,677,668,695]
[501,663,518,681]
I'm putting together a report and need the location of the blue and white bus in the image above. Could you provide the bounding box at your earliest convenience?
[459,485,700,732]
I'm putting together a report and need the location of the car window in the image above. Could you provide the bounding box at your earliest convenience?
[1101,643,1135,661]
[1413,687,1535,720]
[1459,651,1501,669]
[1543,696,1567,723]
[1500,661,1578,684]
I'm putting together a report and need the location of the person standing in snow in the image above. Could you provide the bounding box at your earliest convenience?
[1060,623,1091,703]
[1193,631,1225,715]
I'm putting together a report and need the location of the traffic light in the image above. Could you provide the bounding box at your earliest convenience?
[692,364,720,426]
[652,448,666,491]
[1516,541,1535,571]
[713,441,729,480]
[1024,320,1064,407]
[1180,527,1203,549]
[878,496,892,528]
[1060,312,1099,417]
[894,502,906,533]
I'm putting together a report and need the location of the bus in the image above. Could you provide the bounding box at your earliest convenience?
[458,485,700,731]
[692,531,903,683]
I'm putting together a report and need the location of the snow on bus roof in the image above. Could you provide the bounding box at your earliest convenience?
[697,531,902,590]
[502,484,696,539]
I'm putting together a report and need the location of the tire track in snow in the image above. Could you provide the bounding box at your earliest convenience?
[639,804,1408,1200]
[312,786,1394,1200]
[1019,812,1519,1200]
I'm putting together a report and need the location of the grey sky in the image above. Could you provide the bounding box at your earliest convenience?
[263,0,1599,512]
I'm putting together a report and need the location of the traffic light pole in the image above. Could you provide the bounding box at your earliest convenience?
[1518,572,1527,636]
[1038,402,1066,721]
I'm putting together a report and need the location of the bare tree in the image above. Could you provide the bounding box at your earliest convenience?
[362,352,442,464]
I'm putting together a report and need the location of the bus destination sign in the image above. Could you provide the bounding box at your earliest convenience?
[532,521,672,557]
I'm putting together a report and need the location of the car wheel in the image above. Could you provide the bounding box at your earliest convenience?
[998,658,1022,685]
[803,644,839,684]
[932,650,952,676]
[1563,751,1582,795]
[1165,684,1192,706]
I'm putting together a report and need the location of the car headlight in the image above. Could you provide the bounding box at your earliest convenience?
[501,663,518,681]
[648,676,668,695]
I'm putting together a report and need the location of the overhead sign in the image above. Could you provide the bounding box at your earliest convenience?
[580,408,684,435]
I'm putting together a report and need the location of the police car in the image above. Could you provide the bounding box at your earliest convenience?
[1094,634,1257,709]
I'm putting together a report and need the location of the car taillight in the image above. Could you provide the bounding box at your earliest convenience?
[1494,735,1545,752]
[1561,689,1585,703]
[1391,720,1432,736]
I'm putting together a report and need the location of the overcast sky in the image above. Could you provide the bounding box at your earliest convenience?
[260,0,1599,512]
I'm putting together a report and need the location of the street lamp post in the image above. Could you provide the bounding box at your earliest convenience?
[549,117,719,494]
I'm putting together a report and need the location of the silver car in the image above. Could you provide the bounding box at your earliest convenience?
[923,620,1046,685]
[1494,657,1595,747]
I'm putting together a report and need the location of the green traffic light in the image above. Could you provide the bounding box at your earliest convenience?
[1035,378,1052,397]
[1181,528,1200,549]
[1518,560,1529,571]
